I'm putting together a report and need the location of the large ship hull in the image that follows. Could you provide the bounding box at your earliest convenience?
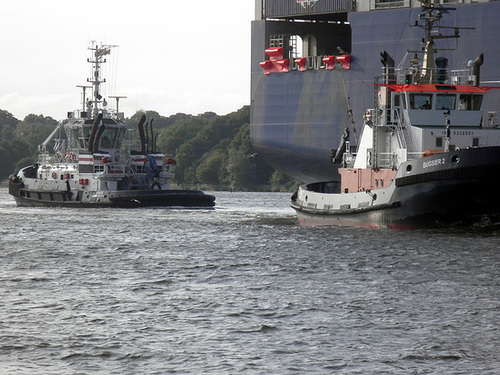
[250,2,500,184]
[291,147,500,229]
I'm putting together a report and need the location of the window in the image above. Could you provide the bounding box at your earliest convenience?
[394,94,401,107]
[69,129,79,149]
[459,94,483,111]
[99,128,118,149]
[409,93,433,110]
[81,125,92,148]
[436,94,456,110]
[289,35,303,59]
[115,128,127,149]
[372,0,410,9]
[436,137,443,148]
[473,138,479,147]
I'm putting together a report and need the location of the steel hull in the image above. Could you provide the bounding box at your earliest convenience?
[8,181,215,208]
[291,147,500,229]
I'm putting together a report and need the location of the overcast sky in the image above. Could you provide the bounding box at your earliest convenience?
[0,0,254,121]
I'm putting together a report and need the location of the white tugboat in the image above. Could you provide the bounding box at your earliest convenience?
[9,43,215,208]
[291,1,500,228]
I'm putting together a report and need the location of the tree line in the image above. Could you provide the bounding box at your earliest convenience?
[0,107,298,191]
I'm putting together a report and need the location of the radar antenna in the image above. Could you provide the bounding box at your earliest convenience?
[412,0,474,83]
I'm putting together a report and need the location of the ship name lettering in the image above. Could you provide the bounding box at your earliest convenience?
[422,158,445,169]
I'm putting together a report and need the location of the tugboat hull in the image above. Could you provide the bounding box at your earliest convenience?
[108,190,215,208]
[292,147,500,229]
[8,179,215,208]
[293,181,500,229]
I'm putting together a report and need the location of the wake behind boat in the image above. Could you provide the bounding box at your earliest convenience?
[291,1,500,228]
[9,42,215,208]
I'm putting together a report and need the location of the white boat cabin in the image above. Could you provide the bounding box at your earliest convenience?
[341,81,500,194]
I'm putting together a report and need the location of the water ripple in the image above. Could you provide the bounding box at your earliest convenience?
[0,189,499,373]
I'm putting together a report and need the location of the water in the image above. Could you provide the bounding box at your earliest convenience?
[0,187,499,374]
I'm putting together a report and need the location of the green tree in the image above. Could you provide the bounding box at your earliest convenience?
[225,123,274,190]
[1,124,15,140]
[227,148,258,190]
[196,150,226,186]
[15,114,58,150]
[157,117,209,155]
[0,109,18,129]
[270,171,300,192]
[173,142,197,185]
[0,146,14,178]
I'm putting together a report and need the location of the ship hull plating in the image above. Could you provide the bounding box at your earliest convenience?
[291,147,500,229]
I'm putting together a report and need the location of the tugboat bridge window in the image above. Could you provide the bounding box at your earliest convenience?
[69,129,79,149]
[79,126,92,148]
[459,94,483,111]
[409,93,432,110]
[115,128,127,149]
[100,128,119,149]
[436,94,456,110]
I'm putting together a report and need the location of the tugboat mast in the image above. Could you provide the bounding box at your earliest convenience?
[86,42,117,119]
[414,0,474,84]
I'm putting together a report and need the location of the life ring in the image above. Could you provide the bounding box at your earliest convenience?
[52,172,57,179]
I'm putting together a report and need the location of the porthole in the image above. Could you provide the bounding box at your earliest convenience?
[406,164,412,173]
[451,155,460,164]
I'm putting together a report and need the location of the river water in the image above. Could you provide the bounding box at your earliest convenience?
[0,187,499,374]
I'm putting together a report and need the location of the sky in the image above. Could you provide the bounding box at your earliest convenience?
[0,0,255,121]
